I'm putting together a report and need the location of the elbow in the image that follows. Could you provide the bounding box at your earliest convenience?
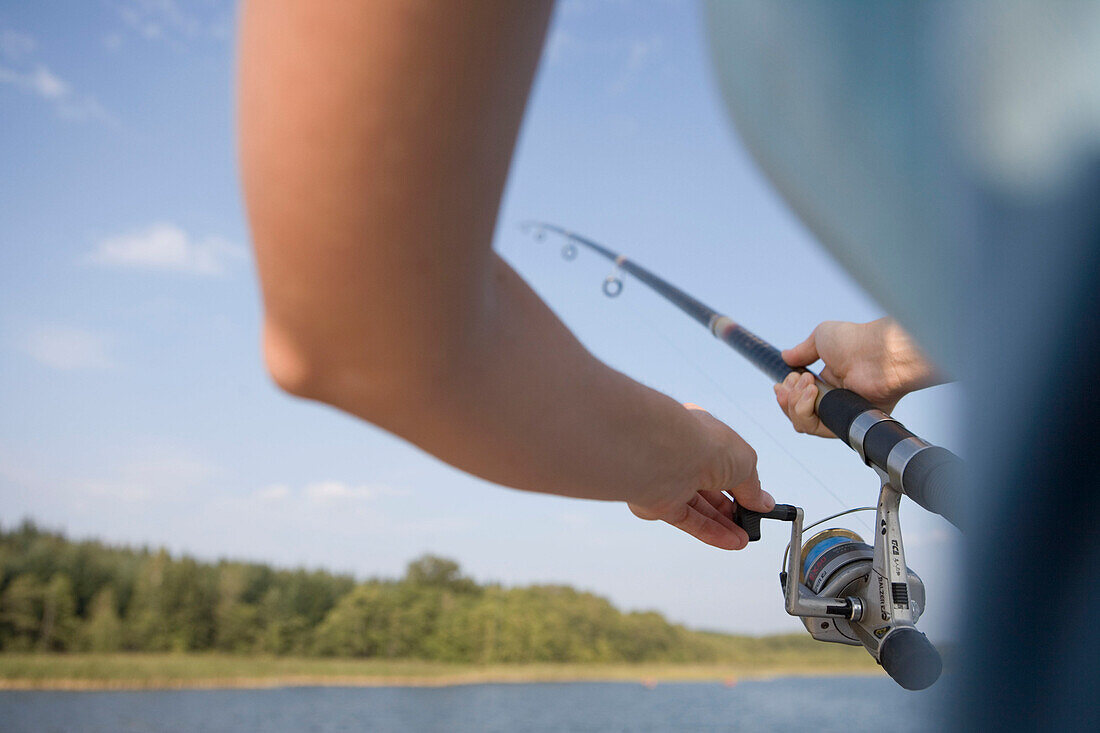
[260,316,479,420]
[262,321,329,401]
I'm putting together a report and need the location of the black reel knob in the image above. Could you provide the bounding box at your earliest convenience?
[733,504,798,542]
[879,627,942,690]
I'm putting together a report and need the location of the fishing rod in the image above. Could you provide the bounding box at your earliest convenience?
[523,221,964,691]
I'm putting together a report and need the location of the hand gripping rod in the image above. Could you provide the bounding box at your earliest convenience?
[526,223,964,529]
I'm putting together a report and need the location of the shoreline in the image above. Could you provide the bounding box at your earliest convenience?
[0,669,882,692]
[0,652,883,692]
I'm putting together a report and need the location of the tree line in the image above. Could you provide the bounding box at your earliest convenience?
[0,521,743,662]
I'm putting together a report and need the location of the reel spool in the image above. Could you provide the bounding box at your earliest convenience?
[797,528,926,647]
[801,529,871,595]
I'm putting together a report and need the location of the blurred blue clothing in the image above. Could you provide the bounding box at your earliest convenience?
[705,2,1100,728]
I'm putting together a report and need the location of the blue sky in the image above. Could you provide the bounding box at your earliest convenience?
[0,1,961,637]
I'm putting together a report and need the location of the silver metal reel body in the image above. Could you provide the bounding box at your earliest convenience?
[782,470,927,661]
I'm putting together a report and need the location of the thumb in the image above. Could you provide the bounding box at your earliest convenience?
[727,465,774,514]
[782,331,819,369]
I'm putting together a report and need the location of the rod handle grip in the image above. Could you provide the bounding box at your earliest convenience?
[815,388,964,528]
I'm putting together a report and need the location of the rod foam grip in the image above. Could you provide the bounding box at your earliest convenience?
[816,388,876,445]
[818,390,964,529]
[902,447,965,530]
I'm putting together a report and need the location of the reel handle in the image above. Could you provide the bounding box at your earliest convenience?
[879,627,943,690]
[733,504,798,541]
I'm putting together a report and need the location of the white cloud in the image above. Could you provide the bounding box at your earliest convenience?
[556,0,638,18]
[625,38,660,73]
[557,0,590,17]
[544,29,578,67]
[26,65,67,98]
[112,0,231,45]
[0,64,72,99]
[558,511,593,529]
[0,446,220,518]
[89,222,245,276]
[540,23,663,95]
[305,481,410,503]
[0,28,36,60]
[249,481,410,505]
[80,451,219,502]
[609,37,662,95]
[253,484,291,502]
[0,25,110,122]
[0,450,44,490]
[21,325,114,371]
[102,33,124,52]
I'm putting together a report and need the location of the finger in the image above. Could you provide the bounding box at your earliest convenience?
[628,492,739,531]
[726,465,774,513]
[697,490,737,524]
[683,402,709,414]
[781,331,819,368]
[819,365,839,388]
[688,493,741,536]
[793,373,817,416]
[774,383,789,412]
[793,378,836,438]
[664,502,747,550]
[781,374,811,433]
[792,375,821,432]
[776,372,799,408]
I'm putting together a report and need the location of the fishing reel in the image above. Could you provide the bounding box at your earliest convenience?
[735,469,942,690]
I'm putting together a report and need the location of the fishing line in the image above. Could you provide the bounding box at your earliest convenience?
[616,294,872,531]
[779,506,877,575]
[523,223,961,689]
[524,222,963,530]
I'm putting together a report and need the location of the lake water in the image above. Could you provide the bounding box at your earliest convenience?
[0,676,951,732]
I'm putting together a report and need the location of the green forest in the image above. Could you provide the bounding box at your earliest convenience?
[0,521,784,664]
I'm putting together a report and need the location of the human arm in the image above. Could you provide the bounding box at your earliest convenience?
[238,1,773,549]
[773,318,946,438]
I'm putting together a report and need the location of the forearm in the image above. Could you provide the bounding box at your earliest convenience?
[273,254,719,507]
[239,1,770,549]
